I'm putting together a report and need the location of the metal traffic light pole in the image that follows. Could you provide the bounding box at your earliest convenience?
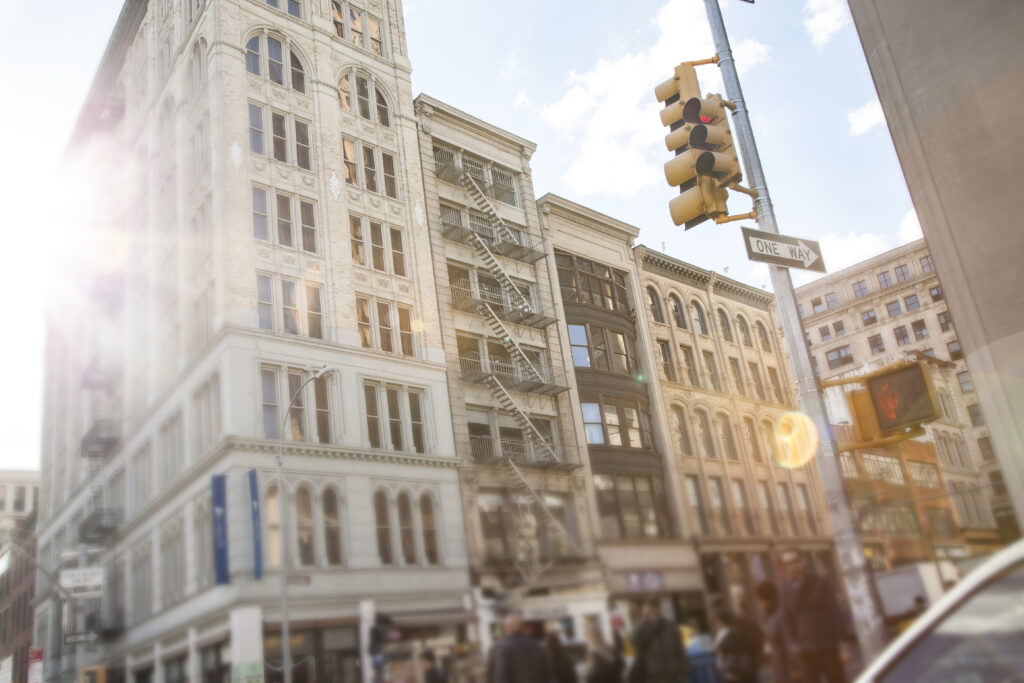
[701,0,886,661]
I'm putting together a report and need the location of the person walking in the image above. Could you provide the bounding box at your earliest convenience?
[711,610,759,683]
[756,580,796,683]
[546,632,579,683]
[584,624,624,683]
[629,599,689,683]
[486,614,552,683]
[779,550,852,683]
[419,650,448,683]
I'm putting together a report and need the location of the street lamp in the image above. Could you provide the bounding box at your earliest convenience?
[276,364,334,683]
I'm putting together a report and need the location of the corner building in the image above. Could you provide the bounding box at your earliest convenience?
[37,1,471,682]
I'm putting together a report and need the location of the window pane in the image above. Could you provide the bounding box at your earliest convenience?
[314,375,330,443]
[363,146,377,192]
[377,301,393,352]
[382,153,397,198]
[356,297,372,348]
[420,494,437,564]
[349,215,364,264]
[300,200,316,253]
[281,280,298,334]
[267,37,284,84]
[356,76,371,120]
[245,37,261,75]
[257,274,273,330]
[390,228,406,276]
[370,222,385,270]
[398,307,414,357]
[295,121,311,170]
[408,391,424,453]
[306,285,322,339]
[252,186,269,240]
[261,369,278,438]
[323,489,342,565]
[272,112,288,162]
[364,384,381,448]
[276,193,293,246]
[248,103,264,154]
[374,490,391,564]
[386,387,402,450]
[289,51,305,92]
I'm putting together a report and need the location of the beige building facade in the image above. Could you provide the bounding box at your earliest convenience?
[795,240,1014,552]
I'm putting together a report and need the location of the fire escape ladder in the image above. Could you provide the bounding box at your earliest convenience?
[466,233,532,313]
[477,302,544,384]
[459,171,519,245]
[484,375,559,464]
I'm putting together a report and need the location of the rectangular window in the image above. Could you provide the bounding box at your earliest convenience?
[342,139,358,184]
[967,403,984,426]
[295,120,311,170]
[894,325,910,346]
[389,228,406,276]
[978,436,994,460]
[386,386,403,450]
[947,339,963,360]
[261,368,279,439]
[276,193,293,247]
[811,297,825,314]
[862,309,877,326]
[703,351,722,391]
[408,391,425,453]
[852,280,869,298]
[878,271,893,289]
[287,370,305,440]
[569,325,590,367]
[905,294,921,312]
[768,367,784,403]
[930,285,943,301]
[370,221,386,270]
[887,301,902,318]
[257,274,274,330]
[314,376,330,444]
[382,152,397,198]
[377,301,393,352]
[248,103,264,154]
[729,357,745,396]
[658,341,675,381]
[364,383,381,448]
[363,145,378,192]
[252,187,269,240]
[368,15,383,55]
[868,334,885,354]
[796,484,817,534]
[895,264,911,282]
[281,280,299,334]
[749,363,765,400]
[349,215,365,265]
[819,325,831,342]
[825,292,839,309]
[398,306,414,357]
[833,321,846,337]
[826,345,853,369]
[920,255,934,273]
[356,296,372,348]
[582,403,604,445]
[957,371,973,393]
[938,311,953,332]
[912,320,929,340]
[306,285,323,339]
[300,200,316,252]
[271,111,288,162]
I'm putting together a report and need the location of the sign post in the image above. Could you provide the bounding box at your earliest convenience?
[26,648,42,683]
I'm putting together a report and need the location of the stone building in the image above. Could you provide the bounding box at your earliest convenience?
[635,248,834,617]
[795,239,1012,560]
[38,1,471,681]
[0,511,37,683]
[0,472,39,533]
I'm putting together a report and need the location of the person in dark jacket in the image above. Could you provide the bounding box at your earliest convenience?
[779,550,851,683]
[629,599,688,683]
[487,614,552,683]
[756,580,797,683]
[712,610,759,683]
[585,624,624,683]
[546,632,579,683]
[419,650,448,683]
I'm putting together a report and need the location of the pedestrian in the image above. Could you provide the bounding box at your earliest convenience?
[629,598,689,683]
[712,610,759,683]
[546,632,579,683]
[486,614,552,683]
[779,550,852,683]
[585,624,624,683]
[420,649,448,683]
[756,580,796,683]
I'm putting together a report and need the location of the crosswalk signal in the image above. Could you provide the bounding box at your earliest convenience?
[655,62,744,229]
[847,362,939,442]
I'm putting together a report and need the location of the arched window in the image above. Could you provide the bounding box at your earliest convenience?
[695,409,716,458]
[672,406,693,456]
[756,321,772,353]
[717,413,739,460]
[737,316,753,348]
[743,417,762,463]
[246,33,306,93]
[397,492,416,565]
[322,488,343,566]
[190,39,207,94]
[718,309,734,342]
[374,490,393,565]
[647,287,665,324]
[420,493,439,565]
[669,294,688,329]
[339,70,391,127]
[295,486,315,566]
[692,301,709,335]
[266,484,281,569]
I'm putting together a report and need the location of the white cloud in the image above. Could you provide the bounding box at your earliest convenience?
[500,50,525,82]
[819,231,892,273]
[803,0,851,48]
[513,91,533,109]
[847,99,884,135]
[540,0,768,198]
[734,39,771,75]
[899,209,923,244]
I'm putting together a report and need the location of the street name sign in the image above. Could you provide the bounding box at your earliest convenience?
[59,567,104,600]
[741,227,826,273]
[64,632,99,646]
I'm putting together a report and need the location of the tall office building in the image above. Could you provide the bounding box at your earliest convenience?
[795,240,1011,561]
[38,1,471,681]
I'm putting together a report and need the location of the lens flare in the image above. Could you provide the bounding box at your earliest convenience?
[773,412,818,469]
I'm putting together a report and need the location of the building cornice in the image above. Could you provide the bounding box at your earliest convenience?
[414,94,537,159]
[794,238,929,294]
[539,194,640,242]
[637,246,774,308]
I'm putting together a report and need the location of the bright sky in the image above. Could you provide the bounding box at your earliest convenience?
[0,0,918,471]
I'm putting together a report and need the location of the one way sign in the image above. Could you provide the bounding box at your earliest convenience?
[741,227,826,273]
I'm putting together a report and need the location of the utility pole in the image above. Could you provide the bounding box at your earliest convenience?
[701,0,887,661]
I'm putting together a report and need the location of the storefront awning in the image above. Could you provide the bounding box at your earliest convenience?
[387,609,475,628]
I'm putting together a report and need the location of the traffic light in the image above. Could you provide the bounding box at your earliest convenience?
[848,362,939,442]
[81,667,106,683]
[655,63,741,228]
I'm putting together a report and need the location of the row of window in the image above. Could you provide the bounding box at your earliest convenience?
[647,287,774,353]
[568,324,638,377]
[252,186,318,252]
[357,295,416,356]
[684,475,818,537]
[801,256,936,317]
[257,273,324,338]
[671,405,783,466]
[658,341,786,403]
[826,336,961,369]
[860,298,946,329]
[350,214,407,275]
[480,491,579,559]
[555,252,630,314]
[866,319,930,354]
[581,397,653,449]
[432,145,522,208]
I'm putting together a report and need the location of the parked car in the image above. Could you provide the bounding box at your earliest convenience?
[856,538,1024,682]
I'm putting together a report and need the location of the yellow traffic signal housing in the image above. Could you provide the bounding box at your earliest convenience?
[656,64,741,228]
[844,362,940,444]
[81,667,107,683]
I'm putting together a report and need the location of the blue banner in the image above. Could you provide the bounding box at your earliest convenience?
[248,469,263,580]
[212,475,230,585]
